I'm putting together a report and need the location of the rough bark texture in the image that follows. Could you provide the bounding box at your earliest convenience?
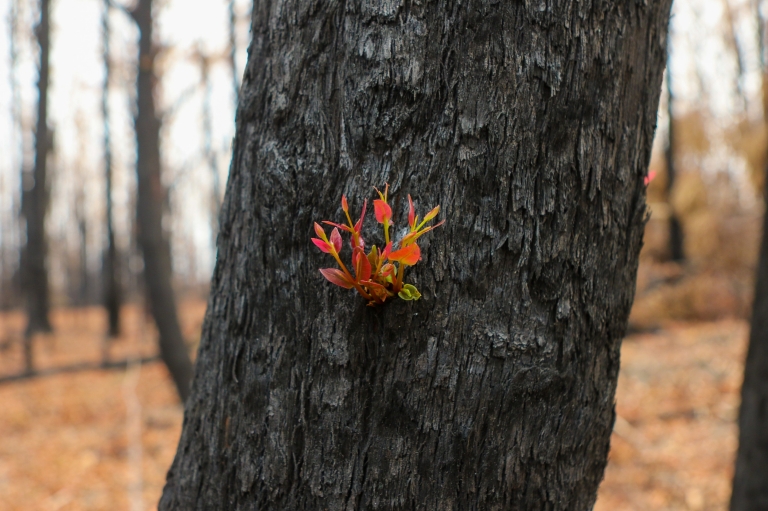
[102,0,121,338]
[731,108,768,511]
[132,0,193,402]
[731,8,768,510]
[161,1,671,509]
[22,0,53,342]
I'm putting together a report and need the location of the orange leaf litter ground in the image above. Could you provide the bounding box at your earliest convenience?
[0,303,747,510]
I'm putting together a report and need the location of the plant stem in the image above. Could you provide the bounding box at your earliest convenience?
[331,251,373,300]
[395,263,405,292]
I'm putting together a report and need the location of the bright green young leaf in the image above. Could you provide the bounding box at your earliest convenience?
[398,284,421,301]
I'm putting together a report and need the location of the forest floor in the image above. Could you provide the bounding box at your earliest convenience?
[0,301,747,511]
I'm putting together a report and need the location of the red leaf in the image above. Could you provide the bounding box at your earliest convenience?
[374,199,392,224]
[350,233,365,251]
[330,228,343,253]
[359,279,387,291]
[354,247,371,281]
[389,243,421,266]
[323,221,352,233]
[312,238,331,253]
[319,268,354,289]
[341,195,349,212]
[354,199,368,234]
[314,222,326,240]
[380,242,392,261]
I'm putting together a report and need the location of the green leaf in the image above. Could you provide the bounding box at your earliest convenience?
[398,284,422,301]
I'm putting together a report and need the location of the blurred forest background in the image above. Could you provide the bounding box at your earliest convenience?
[0,0,765,509]
[0,0,247,314]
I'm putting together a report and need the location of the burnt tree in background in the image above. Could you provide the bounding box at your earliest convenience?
[158,1,672,509]
[131,0,192,402]
[665,33,685,263]
[102,0,121,339]
[195,49,223,248]
[723,0,748,112]
[22,0,53,359]
[227,0,239,106]
[4,0,22,312]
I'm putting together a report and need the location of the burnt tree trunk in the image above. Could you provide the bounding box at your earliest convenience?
[731,3,768,506]
[22,0,53,349]
[6,0,22,314]
[131,0,193,402]
[76,190,88,305]
[664,39,685,262]
[102,0,121,338]
[160,1,671,509]
[732,173,768,510]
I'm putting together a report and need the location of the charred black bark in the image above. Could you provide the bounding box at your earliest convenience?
[732,178,768,510]
[731,43,768,511]
[731,7,768,509]
[161,1,671,509]
[75,190,88,304]
[102,0,121,338]
[22,0,53,346]
[132,0,192,402]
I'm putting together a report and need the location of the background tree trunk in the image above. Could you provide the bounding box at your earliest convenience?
[227,0,239,106]
[5,0,23,312]
[102,0,121,339]
[22,0,53,354]
[75,187,88,305]
[161,1,671,509]
[665,50,685,263]
[197,51,223,249]
[132,0,193,402]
